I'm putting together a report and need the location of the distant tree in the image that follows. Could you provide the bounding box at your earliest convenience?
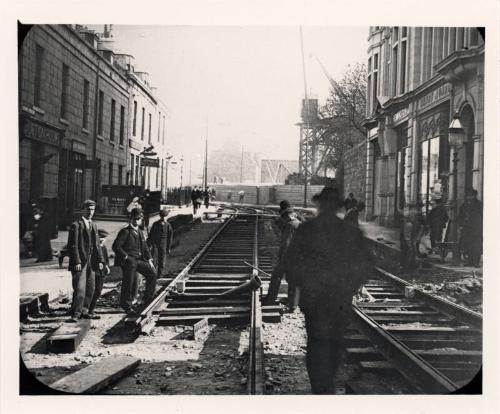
[285,172,305,185]
[318,63,367,170]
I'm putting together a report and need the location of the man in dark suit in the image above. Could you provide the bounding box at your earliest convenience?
[113,208,157,315]
[147,208,174,278]
[67,200,104,322]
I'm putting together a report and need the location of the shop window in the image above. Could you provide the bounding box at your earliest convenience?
[419,136,441,215]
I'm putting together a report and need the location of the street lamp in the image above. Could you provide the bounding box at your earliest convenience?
[448,111,465,266]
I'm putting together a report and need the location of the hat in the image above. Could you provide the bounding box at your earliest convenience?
[279,200,293,215]
[98,229,109,238]
[316,187,341,207]
[82,199,96,208]
[130,207,143,219]
[159,208,170,217]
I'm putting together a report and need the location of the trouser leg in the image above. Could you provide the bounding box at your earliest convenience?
[71,269,87,317]
[303,308,335,394]
[266,265,284,303]
[82,264,95,315]
[136,260,158,305]
[88,274,104,314]
[120,259,137,310]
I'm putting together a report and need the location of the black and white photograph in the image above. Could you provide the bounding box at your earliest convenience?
[2,0,500,411]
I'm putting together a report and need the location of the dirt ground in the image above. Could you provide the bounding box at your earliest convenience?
[21,220,255,395]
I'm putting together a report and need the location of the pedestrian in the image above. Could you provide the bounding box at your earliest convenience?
[344,200,366,228]
[210,187,216,201]
[195,187,203,211]
[428,198,448,254]
[67,200,104,322]
[227,189,232,202]
[112,208,158,315]
[344,192,357,212]
[203,188,210,209]
[458,189,483,267]
[87,229,111,319]
[399,203,421,272]
[286,187,371,394]
[32,205,53,262]
[238,190,245,203]
[191,186,198,215]
[263,200,301,308]
[147,208,174,278]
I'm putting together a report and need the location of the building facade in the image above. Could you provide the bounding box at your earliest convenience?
[19,24,172,224]
[364,27,484,226]
[19,24,130,223]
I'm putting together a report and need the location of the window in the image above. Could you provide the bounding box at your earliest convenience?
[419,137,441,215]
[141,107,145,140]
[60,64,70,119]
[372,53,378,109]
[402,27,407,38]
[156,158,159,187]
[133,101,138,136]
[400,39,407,94]
[392,45,398,96]
[82,79,90,129]
[119,105,125,145]
[34,45,44,107]
[135,155,140,185]
[110,99,116,142]
[130,155,135,185]
[98,90,104,136]
[148,113,152,143]
[118,165,123,185]
[393,27,399,43]
[161,159,164,189]
[108,161,113,184]
[157,111,161,142]
[162,115,166,145]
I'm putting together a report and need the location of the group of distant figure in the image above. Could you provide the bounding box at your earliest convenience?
[190,186,216,214]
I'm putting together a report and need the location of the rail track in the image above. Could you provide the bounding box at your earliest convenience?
[347,266,482,394]
[124,206,280,394]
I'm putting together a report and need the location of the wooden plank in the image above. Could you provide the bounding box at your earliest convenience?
[50,355,141,394]
[47,320,90,353]
[165,299,249,308]
[161,306,251,316]
[359,360,396,371]
[157,313,250,325]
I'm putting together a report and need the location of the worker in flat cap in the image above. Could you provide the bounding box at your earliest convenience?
[66,199,104,322]
[263,200,301,308]
[147,208,174,278]
[113,207,157,315]
[87,229,111,319]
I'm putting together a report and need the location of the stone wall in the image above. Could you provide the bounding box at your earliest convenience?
[342,140,367,202]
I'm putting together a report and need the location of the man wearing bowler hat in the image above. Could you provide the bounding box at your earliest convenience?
[67,200,104,322]
[113,208,157,314]
[148,208,174,277]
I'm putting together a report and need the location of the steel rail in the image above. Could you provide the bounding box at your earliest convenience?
[125,215,236,330]
[248,215,264,394]
[351,304,459,393]
[374,266,482,329]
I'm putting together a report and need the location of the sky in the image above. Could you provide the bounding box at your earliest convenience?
[91,25,368,174]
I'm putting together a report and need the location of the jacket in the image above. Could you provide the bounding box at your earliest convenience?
[112,225,152,266]
[147,219,174,250]
[67,218,103,272]
[286,211,371,309]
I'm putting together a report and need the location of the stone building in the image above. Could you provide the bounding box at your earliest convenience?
[19,24,130,223]
[363,27,484,226]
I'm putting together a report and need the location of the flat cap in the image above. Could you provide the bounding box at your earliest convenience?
[82,199,96,208]
[159,208,170,217]
[130,207,143,219]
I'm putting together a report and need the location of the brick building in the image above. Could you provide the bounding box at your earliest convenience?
[363,27,484,226]
[19,24,130,224]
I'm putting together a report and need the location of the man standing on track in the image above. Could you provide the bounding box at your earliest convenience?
[286,187,371,394]
[263,200,301,309]
[67,200,104,322]
[148,208,174,278]
[113,208,157,315]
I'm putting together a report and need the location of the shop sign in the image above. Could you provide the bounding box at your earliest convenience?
[393,107,409,124]
[141,157,159,168]
[101,185,143,208]
[21,117,61,146]
[418,83,451,110]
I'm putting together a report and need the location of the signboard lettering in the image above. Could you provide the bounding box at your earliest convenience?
[141,157,159,168]
[418,83,451,110]
[22,118,61,146]
[393,107,409,124]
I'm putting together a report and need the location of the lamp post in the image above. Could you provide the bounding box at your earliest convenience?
[448,111,465,266]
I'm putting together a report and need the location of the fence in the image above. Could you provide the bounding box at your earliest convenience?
[165,186,192,207]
